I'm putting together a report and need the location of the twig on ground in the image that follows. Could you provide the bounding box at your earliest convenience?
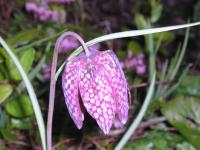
[129,80,174,89]
[87,137,106,150]
[52,138,74,150]
[108,117,166,136]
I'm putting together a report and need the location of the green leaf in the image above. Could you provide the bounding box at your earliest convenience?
[134,13,148,29]
[0,128,18,141]
[116,50,127,60]
[154,32,175,45]
[128,41,143,55]
[162,64,191,98]
[6,48,35,80]
[10,118,32,130]
[0,55,3,63]
[0,47,14,60]
[0,110,6,128]
[151,4,163,23]
[6,29,42,47]
[150,0,163,23]
[0,142,4,150]
[124,131,183,150]
[0,84,13,104]
[0,71,5,80]
[176,142,197,150]
[176,75,200,98]
[162,96,200,150]
[6,95,34,118]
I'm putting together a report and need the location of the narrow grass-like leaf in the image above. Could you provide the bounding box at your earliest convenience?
[75,22,200,56]
[155,60,168,98]
[0,37,46,150]
[55,61,66,81]
[55,22,200,79]
[169,27,190,80]
[163,64,191,98]
[159,28,190,96]
[167,44,181,79]
[155,33,163,53]
[16,29,67,52]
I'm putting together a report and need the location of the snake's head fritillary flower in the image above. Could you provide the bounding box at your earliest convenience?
[62,49,131,134]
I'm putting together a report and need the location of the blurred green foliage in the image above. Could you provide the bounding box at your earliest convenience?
[177,76,200,98]
[6,47,35,80]
[0,84,13,104]
[162,96,200,149]
[124,131,184,150]
[6,95,34,118]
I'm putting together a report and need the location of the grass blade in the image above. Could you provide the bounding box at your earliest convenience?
[55,22,200,78]
[0,37,46,150]
[71,22,200,59]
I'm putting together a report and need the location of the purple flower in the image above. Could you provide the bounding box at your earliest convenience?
[60,37,78,53]
[42,64,51,80]
[62,49,131,134]
[36,7,50,21]
[25,2,37,12]
[123,53,146,75]
[89,43,101,51]
[50,11,59,22]
[136,65,146,75]
[25,1,67,23]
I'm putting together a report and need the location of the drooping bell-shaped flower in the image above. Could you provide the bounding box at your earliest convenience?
[62,47,131,134]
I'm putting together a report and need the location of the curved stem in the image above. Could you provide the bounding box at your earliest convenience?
[47,32,88,150]
[58,32,90,57]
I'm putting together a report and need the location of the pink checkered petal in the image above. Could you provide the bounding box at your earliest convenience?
[110,51,130,124]
[98,50,130,124]
[79,63,116,134]
[62,48,130,135]
[62,59,84,129]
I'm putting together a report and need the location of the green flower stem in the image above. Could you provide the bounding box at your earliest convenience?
[0,37,46,150]
[147,33,155,82]
[114,73,156,150]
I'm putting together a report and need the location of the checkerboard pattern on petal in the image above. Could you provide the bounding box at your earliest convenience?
[62,49,131,134]
[62,58,84,129]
